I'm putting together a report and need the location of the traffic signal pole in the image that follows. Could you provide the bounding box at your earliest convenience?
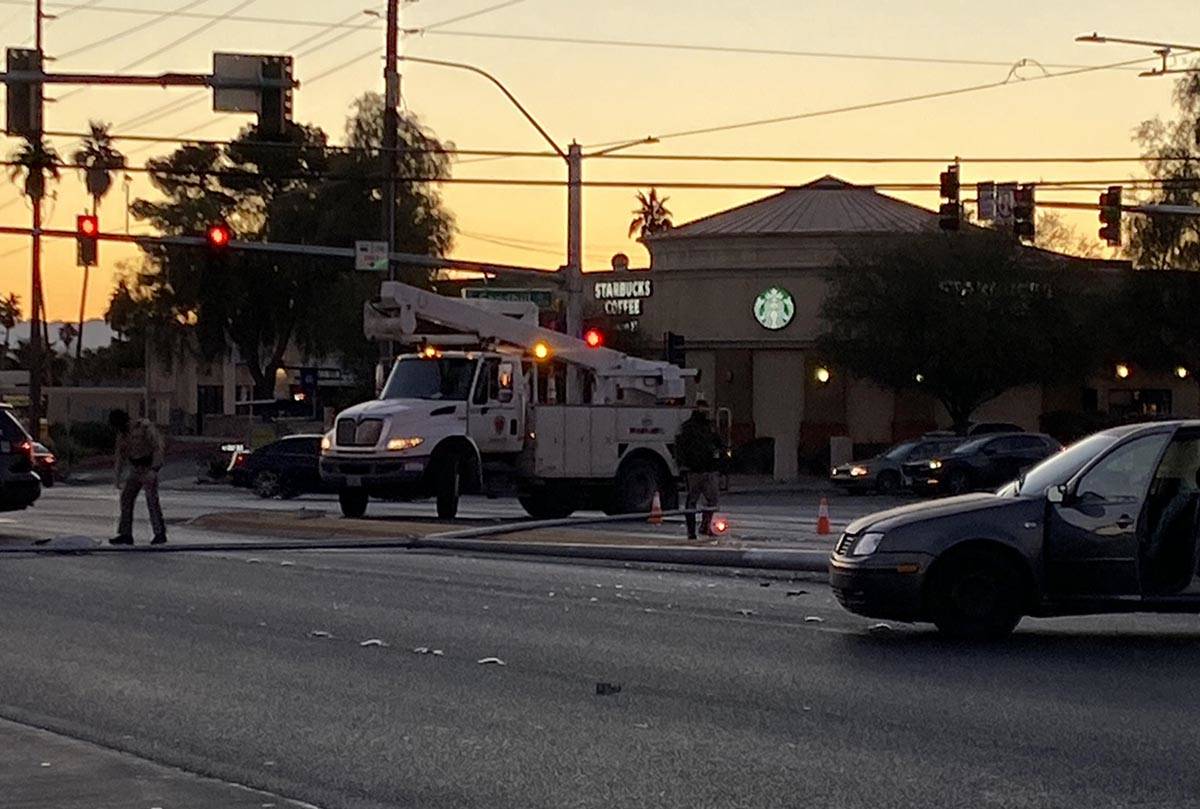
[27,0,44,438]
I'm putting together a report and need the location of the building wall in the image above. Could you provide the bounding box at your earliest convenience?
[752,350,805,481]
[46,388,146,425]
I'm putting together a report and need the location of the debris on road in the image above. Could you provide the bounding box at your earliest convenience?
[804,616,824,623]
[785,590,808,597]
[280,560,295,567]
[759,581,771,588]
[412,646,444,656]
[737,608,757,616]
[589,597,598,602]
[359,638,388,648]
[310,630,332,638]
[476,657,506,666]
[246,558,262,564]
[595,682,623,696]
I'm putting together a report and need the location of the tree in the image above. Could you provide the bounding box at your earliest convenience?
[1035,211,1103,258]
[124,94,454,398]
[71,121,127,361]
[818,233,1090,431]
[628,188,672,239]
[57,322,78,355]
[1130,59,1200,270]
[0,292,21,367]
[8,136,60,203]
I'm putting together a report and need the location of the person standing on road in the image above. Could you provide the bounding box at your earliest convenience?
[674,398,723,540]
[109,409,167,546]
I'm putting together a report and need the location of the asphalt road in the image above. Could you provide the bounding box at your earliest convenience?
[4,527,1200,809]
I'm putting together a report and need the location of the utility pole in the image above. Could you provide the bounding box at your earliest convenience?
[27,0,44,438]
[565,142,583,339]
[382,0,400,272]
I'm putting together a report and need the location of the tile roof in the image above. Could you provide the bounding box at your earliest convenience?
[648,176,943,239]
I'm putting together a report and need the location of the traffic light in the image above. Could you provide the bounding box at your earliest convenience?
[206,222,231,251]
[664,331,686,367]
[1099,185,1122,247]
[258,55,294,139]
[939,163,960,231]
[1013,184,1036,242]
[583,327,604,348]
[5,48,42,138]
[75,214,98,267]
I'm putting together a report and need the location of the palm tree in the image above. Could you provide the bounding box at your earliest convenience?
[628,188,673,239]
[8,136,60,203]
[71,121,126,361]
[58,322,78,356]
[0,293,20,369]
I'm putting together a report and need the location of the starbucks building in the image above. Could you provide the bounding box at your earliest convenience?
[628,176,1157,481]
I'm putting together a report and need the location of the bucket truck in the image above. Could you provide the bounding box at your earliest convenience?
[319,281,696,519]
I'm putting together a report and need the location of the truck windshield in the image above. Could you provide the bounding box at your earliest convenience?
[381,357,477,401]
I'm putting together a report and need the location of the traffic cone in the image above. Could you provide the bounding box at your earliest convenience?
[648,492,663,525]
[816,497,831,535]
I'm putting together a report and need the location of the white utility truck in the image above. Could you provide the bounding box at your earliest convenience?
[319,281,696,519]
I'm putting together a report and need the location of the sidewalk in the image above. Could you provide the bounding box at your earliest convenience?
[0,717,316,809]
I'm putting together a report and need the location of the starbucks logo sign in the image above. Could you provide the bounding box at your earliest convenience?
[753,287,795,330]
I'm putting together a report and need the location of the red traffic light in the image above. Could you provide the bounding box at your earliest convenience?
[206,223,231,248]
[77,214,98,236]
[584,328,604,348]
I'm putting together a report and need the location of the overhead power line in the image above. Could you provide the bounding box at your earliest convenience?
[53,0,213,62]
[415,28,1148,72]
[589,55,1160,148]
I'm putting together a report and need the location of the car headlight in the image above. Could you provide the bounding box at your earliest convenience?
[928,459,942,470]
[849,465,869,477]
[320,434,332,453]
[386,436,425,452]
[851,531,886,556]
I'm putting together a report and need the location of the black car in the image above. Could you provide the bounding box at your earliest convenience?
[903,432,1061,496]
[831,434,964,493]
[831,421,1200,639]
[32,441,56,487]
[230,434,329,498]
[0,404,40,511]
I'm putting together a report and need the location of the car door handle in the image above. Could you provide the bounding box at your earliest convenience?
[1115,515,1135,529]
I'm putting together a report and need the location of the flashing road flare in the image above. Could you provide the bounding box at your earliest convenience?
[648,491,663,525]
[817,496,831,535]
[711,514,729,535]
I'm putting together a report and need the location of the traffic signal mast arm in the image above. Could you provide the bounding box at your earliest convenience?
[364,280,695,404]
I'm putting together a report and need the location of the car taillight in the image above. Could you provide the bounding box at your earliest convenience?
[18,440,32,459]
[233,453,247,467]
[43,454,55,464]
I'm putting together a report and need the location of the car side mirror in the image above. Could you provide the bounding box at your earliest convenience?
[1046,484,1067,504]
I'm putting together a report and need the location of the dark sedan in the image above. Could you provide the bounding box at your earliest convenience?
[831,421,1200,639]
[903,432,1061,496]
[831,434,963,493]
[32,441,56,487]
[230,434,330,498]
[0,404,39,511]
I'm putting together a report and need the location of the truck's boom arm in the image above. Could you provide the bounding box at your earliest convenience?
[364,281,694,402]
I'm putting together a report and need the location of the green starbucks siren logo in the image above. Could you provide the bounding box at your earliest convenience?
[753,287,795,330]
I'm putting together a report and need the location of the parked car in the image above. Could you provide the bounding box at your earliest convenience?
[31,441,56,487]
[0,404,40,511]
[831,434,964,493]
[966,421,1025,436]
[831,421,1200,639]
[230,434,329,498]
[903,432,1061,496]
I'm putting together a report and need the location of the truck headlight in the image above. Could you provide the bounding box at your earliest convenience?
[851,532,886,556]
[386,436,425,452]
[320,434,332,453]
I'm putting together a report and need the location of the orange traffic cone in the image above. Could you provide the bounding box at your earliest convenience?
[816,496,831,535]
[648,492,663,525]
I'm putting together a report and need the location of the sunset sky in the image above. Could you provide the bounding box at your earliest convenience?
[0,0,1195,321]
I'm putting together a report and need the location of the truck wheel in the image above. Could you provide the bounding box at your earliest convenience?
[927,549,1025,641]
[611,457,665,515]
[518,492,575,520]
[435,457,461,519]
[338,489,369,519]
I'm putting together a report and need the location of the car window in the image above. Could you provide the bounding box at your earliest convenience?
[1076,433,1171,503]
[883,440,919,460]
[1009,436,1047,451]
[989,436,1030,453]
[0,410,28,442]
[1018,432,1123,496]
[952,436,992,455]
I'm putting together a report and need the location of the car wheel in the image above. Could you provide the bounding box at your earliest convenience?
[253,471,282,499]
[435,456,462,520]
[945,469,970,496]
[927,549,1026,641]
[875,470,900,495]
[40,472,54,488]
[338,489,369,519]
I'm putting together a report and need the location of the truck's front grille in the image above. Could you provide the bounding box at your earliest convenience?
[336,418,383,447]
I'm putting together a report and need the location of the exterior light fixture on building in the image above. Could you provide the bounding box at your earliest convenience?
[814,367,831,384]
[1176,366,1189,380]
[914,373,925,384]
[1115,363,1131,379]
